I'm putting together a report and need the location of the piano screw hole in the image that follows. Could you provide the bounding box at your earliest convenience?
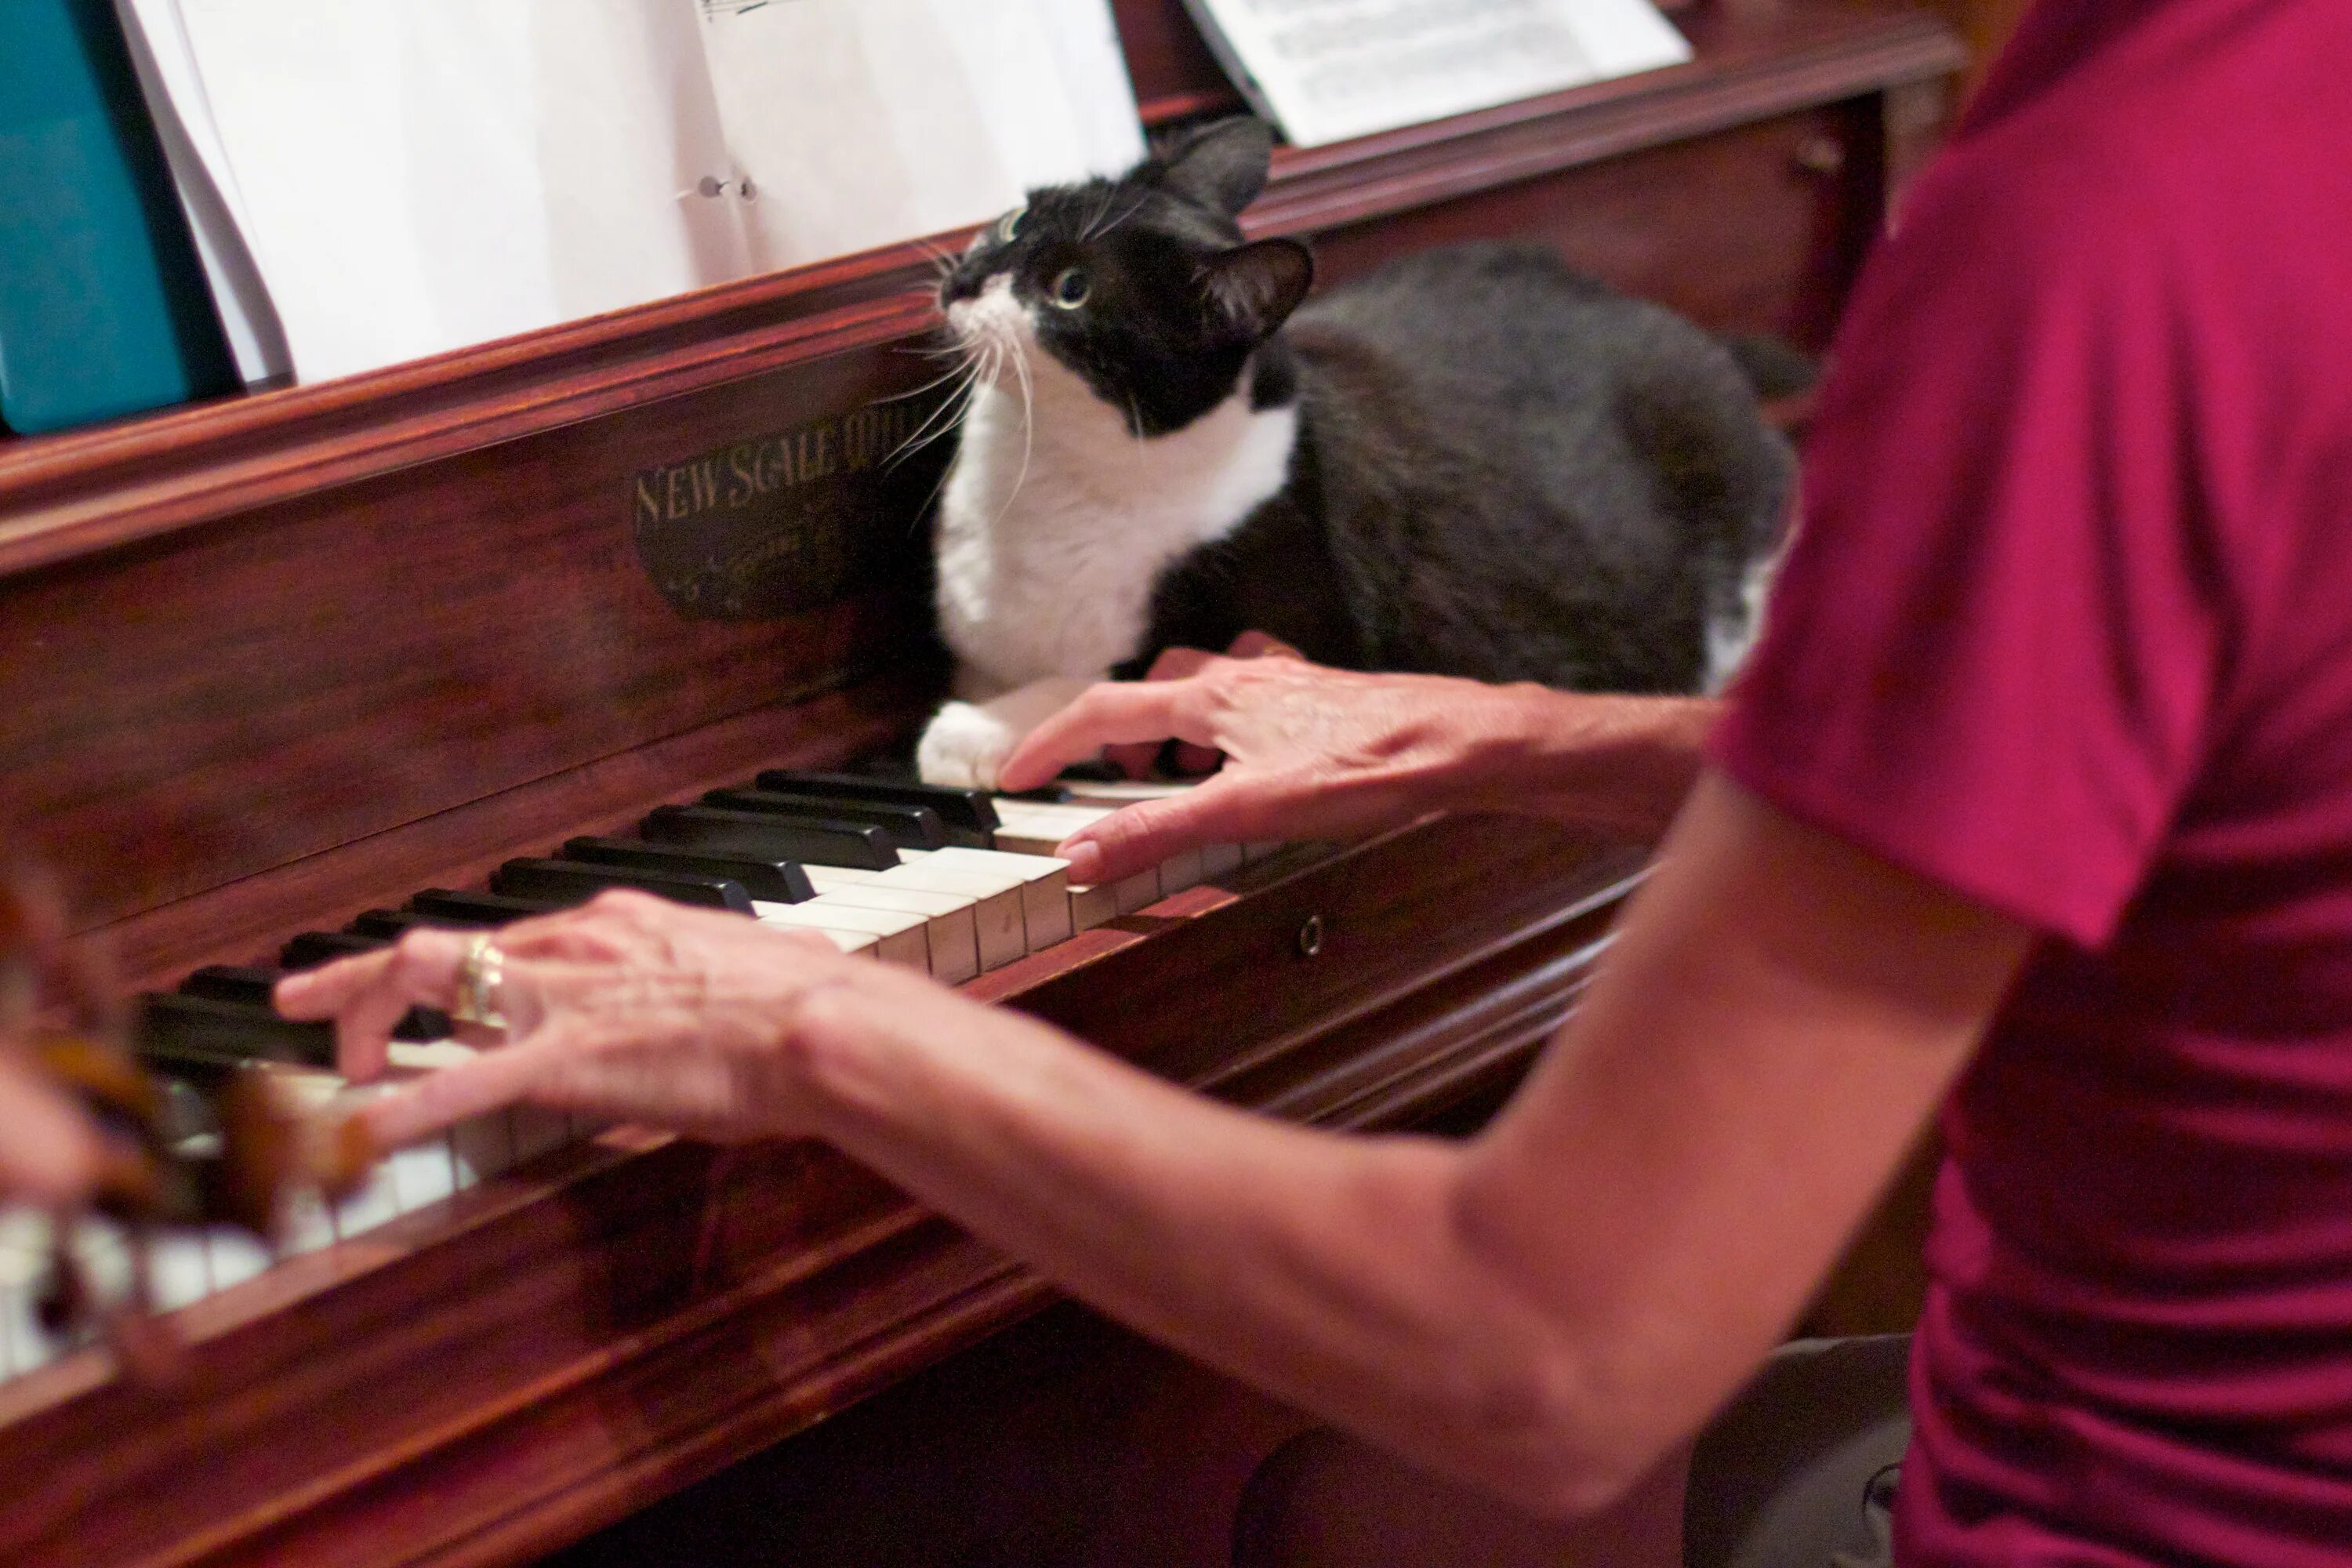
[698,175,727,198]
[1297,915,1325,959]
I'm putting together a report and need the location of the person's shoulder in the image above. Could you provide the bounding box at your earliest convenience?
[1902,1,2343,278]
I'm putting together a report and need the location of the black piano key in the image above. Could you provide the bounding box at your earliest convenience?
[641,805,897,871]
[184,960,448,1044]
[136,993,337,1069]
[350,908,434,940]
[492,857,753,914]
[561,837,813,904]
[281,930,385,971]
[751,770,1001,837]
[407,889,567,926]
[181,964,278,1006]
[702,789,948,851]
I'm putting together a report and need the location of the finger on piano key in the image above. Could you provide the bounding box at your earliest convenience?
[751,770,1000,847]
[801,884,981,982]
[753,902,927,970]
[384,1038,528,1190]
[185,964,451,1045]
[1013,778,1248,886]
[987,802,1164,914]
[985,798,1117,856]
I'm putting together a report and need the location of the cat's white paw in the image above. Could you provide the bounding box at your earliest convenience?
[917,677,1098,789]
[917,701,1020,789]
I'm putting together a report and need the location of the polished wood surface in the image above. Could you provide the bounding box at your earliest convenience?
[0,5,1962,1563]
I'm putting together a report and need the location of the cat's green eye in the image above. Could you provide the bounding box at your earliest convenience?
[1049,267,1091,309]
[996,208,1024,243]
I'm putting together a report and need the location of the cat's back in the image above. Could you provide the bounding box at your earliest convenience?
[1285,242,1739,420]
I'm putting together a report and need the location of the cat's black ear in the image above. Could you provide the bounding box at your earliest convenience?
[1155,118,1275,217]
[1200,238,1314,345]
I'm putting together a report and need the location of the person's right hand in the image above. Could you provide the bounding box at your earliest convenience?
[998,648,1555,884]
[0,1047,100,1206]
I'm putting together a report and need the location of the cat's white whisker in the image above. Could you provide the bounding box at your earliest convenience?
[886,352,990,470]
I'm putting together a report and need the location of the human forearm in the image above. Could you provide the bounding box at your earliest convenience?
[1461,688,1719,840]
[1002,655,1721,883]
[789,978,1636,1511]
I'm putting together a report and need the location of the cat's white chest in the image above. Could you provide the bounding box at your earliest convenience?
[933,358,1298,693]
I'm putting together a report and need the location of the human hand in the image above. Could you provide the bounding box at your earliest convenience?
[998,644,1553,885]
[273,891,949,1152]
[0,1047,101,1206]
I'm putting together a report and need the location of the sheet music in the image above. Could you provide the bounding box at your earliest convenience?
[113,0,292,388]
[1182,0,1692,148]
[162,0,752,385]
[695,0,1145,270]
[114,0,1145,383]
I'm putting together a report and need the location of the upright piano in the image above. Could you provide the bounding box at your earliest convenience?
[0,3,1962,1563]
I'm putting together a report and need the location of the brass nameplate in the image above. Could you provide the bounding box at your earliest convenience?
[632,395,950,620]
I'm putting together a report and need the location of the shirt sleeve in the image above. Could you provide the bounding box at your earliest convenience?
[1708,148,2228,949]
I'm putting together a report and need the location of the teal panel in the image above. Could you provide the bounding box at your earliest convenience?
[0,0,236,433]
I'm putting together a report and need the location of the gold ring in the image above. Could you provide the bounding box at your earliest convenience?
[452,931,508,1029]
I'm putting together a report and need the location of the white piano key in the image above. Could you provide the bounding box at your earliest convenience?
[1055,779,1200,803]
[1200,842,1246,879]
[1112,867,1163,913]
[388,1135,459,1213]
[332,1159,403,1239]
[989,800,1119,856]
[147,1231,213,1312]
[0,1212,49,1379]
[1154,846,1206,895]
[800,864,884,890]
[278,1184,339,1256]
[385,1037,517,1191]
[205,1228,273,1294]
[806,884,981,982]
[919,847,1076,950]
[1068,881,1122,931]
[757,902,929,970]
[67,1221,133,1320]
[868,861,1029,968]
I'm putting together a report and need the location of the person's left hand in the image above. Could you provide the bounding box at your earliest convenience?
[274,891,949,1152]
[0,1047,102,1205]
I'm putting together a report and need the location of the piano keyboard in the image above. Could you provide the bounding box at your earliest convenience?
[0,768,1269,1385]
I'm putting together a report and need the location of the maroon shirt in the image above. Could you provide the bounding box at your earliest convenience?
[1709,0,2352,1560]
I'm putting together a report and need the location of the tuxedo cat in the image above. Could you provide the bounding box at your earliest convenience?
[916,117,1795,789]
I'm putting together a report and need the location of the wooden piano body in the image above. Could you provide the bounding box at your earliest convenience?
[0,3,1962,1563]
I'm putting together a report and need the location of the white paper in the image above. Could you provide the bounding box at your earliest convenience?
[697,0,1145,271]
[1182,0,1693,149]
[114,0,292,387]
[168,0,753,384]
